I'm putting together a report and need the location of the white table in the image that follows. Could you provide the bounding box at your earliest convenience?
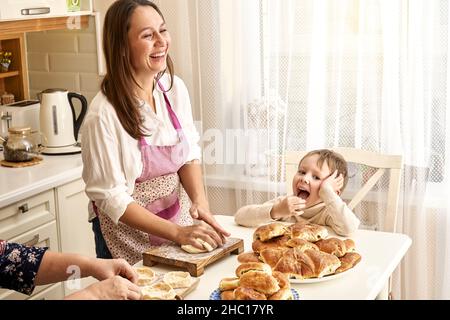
[137,215,412,300]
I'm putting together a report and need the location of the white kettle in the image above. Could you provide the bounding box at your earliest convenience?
[39,89,87,155]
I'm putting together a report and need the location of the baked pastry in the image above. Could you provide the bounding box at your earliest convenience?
[303,249,341,277]
[141,282,176,300]
[219,277,240,291]
[238,271,280,295]
[181,238,214,254]
[274,248,341,279]
[252,235,290,253]
[135,266,155,286]
[286,238,319,251]
[268,288,293,300]
[315,238,347,257]
[335,252,362,274]
[289,223,328,242]
[271,271,290,289]
[235,262,272,277]
[253,222,289,242]
[273,248,314,279]
[220,290,235,300]
[234,287,267,300]
[237,251,261,263]
[259,248,288,268]
[344,239,356,252]
[163,271,192,288]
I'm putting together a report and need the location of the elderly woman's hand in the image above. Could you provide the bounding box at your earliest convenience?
[88,258,139,284]
[65,275,142,300]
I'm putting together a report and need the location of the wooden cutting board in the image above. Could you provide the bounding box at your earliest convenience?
[143,237,244,277]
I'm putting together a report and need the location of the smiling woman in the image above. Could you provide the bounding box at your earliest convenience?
[81,0,229,265]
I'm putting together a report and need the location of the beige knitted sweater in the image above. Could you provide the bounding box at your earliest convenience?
[234,184,360,236]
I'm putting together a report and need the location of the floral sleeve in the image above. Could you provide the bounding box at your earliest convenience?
[0,240,48,295]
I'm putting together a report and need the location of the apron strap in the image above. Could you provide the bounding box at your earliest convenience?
[157,81,182,130]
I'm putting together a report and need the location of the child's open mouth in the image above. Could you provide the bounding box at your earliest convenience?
[296,189,310,200]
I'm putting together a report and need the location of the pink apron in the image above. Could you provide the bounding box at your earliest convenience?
[94,82,193,265]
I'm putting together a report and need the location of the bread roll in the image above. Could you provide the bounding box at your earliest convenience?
[335,252,361,274]
[289,223,328,242]
[141,282,176,300]
[235,262,272,278]
[315,238,347,257]
[163,271,192,288]
[220,290,235,300]
[238,271,280,295]
[344,239,356,252]
[253,222,288,242]
[219,277,240,291]
[252,235,290,253]
[272,271,290,289]
[181,238,214,254]
[234,287,267,300]
[285,238,319,251]
[237,251,260,263]
[135,266,155,286]
[268,288,293,300]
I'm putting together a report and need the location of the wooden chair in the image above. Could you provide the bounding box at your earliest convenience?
[284,147,403,233]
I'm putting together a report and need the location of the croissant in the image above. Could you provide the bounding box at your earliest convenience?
[274,248,341,279]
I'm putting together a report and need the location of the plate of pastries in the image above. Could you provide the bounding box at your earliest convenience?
[134,266,199,299]
[237,221,362,283]
[213,262,300,300]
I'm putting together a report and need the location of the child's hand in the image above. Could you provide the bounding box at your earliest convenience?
[270,195,305,220]
[321,170,344,194]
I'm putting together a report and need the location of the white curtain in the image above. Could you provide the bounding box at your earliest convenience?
[160,0,450,299]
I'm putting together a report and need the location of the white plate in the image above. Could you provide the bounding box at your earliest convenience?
[209,288,300,300]
[289,262,359,284]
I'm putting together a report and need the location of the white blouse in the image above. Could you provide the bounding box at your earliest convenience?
[81,75,201,223]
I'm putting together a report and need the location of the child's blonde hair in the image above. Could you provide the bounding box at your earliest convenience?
[299,149,349,191]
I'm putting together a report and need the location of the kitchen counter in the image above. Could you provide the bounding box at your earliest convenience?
[0,152,83,208]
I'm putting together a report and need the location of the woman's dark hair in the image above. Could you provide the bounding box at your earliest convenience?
[101,0,174,139]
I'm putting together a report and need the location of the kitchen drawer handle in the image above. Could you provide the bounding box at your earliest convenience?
[23,235,39,247]
[18,203,29,213]
[21,7,51,16]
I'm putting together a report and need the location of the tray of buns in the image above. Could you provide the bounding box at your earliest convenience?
[238,221,362,283]
[135,266,200,300]
[142,237,244,277]
[214,262,298,300]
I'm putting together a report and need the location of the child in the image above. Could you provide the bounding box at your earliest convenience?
[234,149,360,236]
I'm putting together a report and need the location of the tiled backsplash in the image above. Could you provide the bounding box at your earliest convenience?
[26,16,102,106]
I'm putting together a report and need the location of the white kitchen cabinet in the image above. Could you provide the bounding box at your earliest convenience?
[55,178,97,295]
[0,189,55,240]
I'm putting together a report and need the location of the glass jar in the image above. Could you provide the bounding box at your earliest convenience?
[2,127,37,162]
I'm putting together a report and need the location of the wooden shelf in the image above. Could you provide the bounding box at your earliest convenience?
[0,14,90,35]
[0,71,19,79]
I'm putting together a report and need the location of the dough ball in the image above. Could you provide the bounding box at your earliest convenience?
[181,238,214,254]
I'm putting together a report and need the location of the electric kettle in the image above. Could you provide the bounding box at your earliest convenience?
[39,88,87,155]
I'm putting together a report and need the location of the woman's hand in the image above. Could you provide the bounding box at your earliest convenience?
[65,275,142,300]
[270,195,305,220]
[87,258,139,284]
[189,203,231,242]
[175,220,225,250]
